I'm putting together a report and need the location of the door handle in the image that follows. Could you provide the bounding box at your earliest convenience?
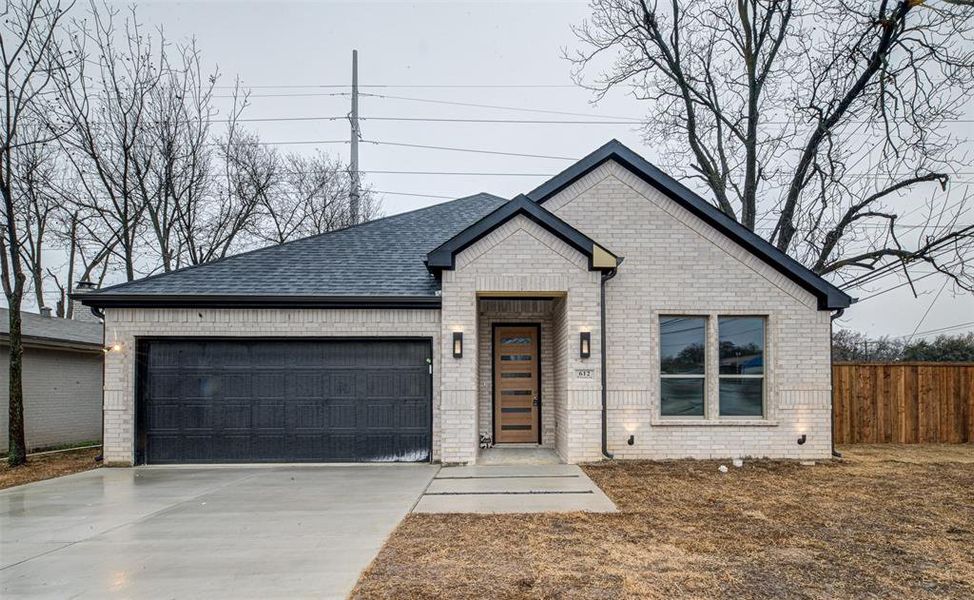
[533,395,540,407]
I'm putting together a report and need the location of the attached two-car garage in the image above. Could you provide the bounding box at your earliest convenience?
[137,338,432,464]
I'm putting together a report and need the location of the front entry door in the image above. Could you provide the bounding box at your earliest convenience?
[493,325,540,443]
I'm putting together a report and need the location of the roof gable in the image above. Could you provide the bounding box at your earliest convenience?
[527,140,852,310]
[426,195,619,272]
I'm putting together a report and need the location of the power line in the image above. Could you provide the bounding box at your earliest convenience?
[854,266,955,302]
[363,116,642,125]
[365,170,553,176]
[892,320,974,339]
[904,278,950,343]
[358,92,636,121]
[372,189,454,199]
[361,139,578,161]
[212,83,578,90]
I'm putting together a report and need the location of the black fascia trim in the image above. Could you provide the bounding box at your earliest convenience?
[71,293,442,310]
[526,139,853,310]
[426,195,618,272]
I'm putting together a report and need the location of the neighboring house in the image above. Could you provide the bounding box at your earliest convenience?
[0,308,104,451]
[75,140,852,466]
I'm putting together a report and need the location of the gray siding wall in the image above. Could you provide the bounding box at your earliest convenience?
[0,346,103,450]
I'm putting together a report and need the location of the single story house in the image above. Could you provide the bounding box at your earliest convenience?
[0,308,104,451]
[75,140,852,466]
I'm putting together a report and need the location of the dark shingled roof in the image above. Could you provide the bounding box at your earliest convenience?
[74,140,851,311]
[79,192,507,306]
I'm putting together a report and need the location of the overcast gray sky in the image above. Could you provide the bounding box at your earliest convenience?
[97,0,974,339]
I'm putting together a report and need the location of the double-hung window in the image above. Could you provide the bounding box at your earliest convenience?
[659,316,707,417]
[718,316,765,417]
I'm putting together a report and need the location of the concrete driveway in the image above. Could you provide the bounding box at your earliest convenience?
[0,465,438,599]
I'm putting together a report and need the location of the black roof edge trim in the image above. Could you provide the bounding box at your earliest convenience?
[426,194,618,272]
[526,139,853,310]
[71,293,442,310]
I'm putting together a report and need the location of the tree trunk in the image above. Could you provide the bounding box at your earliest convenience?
[6,283,27,466]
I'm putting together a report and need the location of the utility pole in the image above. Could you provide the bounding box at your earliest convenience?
[349,49,360,225]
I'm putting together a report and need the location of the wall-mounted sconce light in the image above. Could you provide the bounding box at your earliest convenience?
[579,331,591,359]
[105,342,122,353]
[627,435,635,446]
[452,331,463,359]
[797,434,807,445]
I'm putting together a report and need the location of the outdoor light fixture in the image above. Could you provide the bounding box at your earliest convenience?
[797,434,807,445]
[453,332,463,359]
[579,331,591,359]
[627,435,635,446]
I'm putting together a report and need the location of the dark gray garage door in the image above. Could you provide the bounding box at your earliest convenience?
[138,339,432,464]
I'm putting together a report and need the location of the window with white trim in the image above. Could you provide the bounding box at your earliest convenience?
[718,316,765,417]
[659,316,706,417]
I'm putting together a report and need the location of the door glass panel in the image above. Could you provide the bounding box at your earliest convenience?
[500,372,532,378]
[501,390,532,396]
[501,407,532,413]
[501,354,532,361]
[500,336,531,345]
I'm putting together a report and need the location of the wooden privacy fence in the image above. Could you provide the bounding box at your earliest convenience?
[832,363,974,444]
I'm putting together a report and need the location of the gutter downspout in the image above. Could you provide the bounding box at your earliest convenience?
[830,308,844,459]
[600,262,621,459]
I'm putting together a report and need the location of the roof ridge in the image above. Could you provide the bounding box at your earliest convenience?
[84,192,505,296]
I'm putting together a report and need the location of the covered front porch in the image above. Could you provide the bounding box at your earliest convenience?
[431,197,619,465]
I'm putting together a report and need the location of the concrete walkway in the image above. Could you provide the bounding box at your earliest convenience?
[0,465,437,599]
[413,464,616,513]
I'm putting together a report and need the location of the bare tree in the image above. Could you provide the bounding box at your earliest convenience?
[10,123,63,311]
[570,0,974,295]
[48,207,114,317]
[142,39,215,272]
[255,151,379,245]
[0,0,75,466]
[174,91,269,266]
[54,2,159,282]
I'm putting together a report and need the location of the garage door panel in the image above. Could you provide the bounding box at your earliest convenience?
[148,401,181,430]
[222,402,252,430]
[286,372,323,399]
[140,339,431,464]
[253,373,286,399]
[222,373,253,399]
[327,402,357,429]
[330,373,356,397]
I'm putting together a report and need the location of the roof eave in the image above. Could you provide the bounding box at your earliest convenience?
[72,293,443,310]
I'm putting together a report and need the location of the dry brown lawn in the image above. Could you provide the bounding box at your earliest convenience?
[0,447,100,490]
[353,445,974,599]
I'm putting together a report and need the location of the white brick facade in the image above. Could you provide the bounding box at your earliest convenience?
[438,215,603,464]
[543,161,833,460]
[97,158,835,465]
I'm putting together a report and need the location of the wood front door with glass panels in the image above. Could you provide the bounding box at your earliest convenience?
[493,325,540,443]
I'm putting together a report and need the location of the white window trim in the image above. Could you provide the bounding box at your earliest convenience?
[657,315,708,420]
[717,315,767,419]
[652,311,777,426]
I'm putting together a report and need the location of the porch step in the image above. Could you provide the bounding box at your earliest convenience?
[412,464,617,514]
[477,447,562,465]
